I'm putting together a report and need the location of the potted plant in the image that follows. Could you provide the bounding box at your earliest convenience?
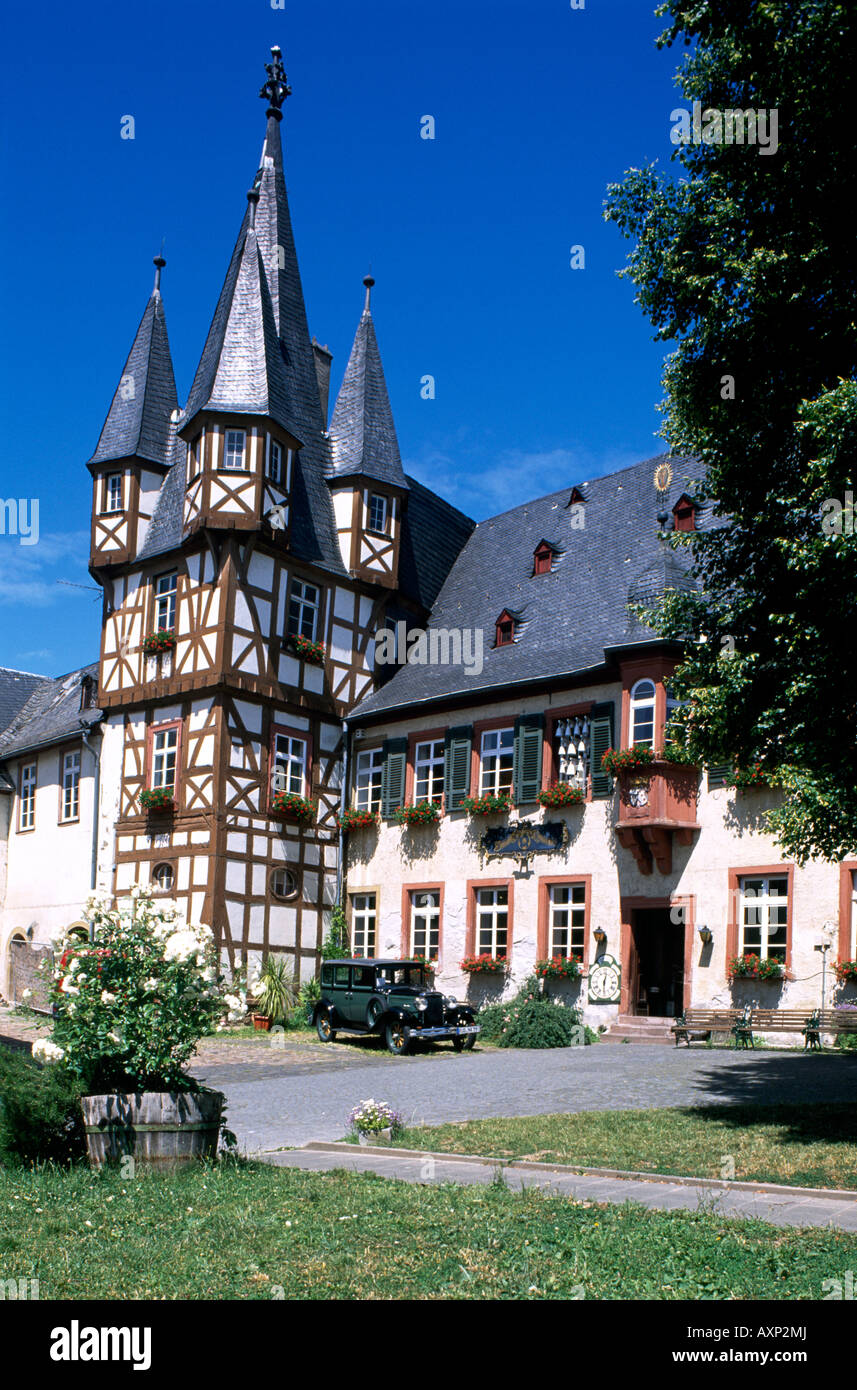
[730,763,767,789]
[289,634,326,666]
[299,976,322,1025]
[139,787,175,813]
[394,801,442,826]
[834,960,857,985]
[460,953,509,974]
[270,790,315,825]
[348,1099,403,1147]
[249,956,298,1030]
[42,888,246,1170]
[461,793,512,816]
[601,745,655,776]
[336,807,378,830]
[141,629,176,656]
[534,956,583,980]
[537,784,584,808]
[727,954,785,982]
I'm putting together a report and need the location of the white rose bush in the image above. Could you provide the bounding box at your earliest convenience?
[44,889,247,1094]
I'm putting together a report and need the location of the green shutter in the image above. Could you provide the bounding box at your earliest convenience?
[513,714,545,804]
[707,763,731,789]
[444,725,473,811]
[589,702,615,799]
[380,738,408,818]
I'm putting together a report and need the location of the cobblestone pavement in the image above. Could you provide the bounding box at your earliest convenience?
[193,1038,857,1153]
[266,1145,857,1231]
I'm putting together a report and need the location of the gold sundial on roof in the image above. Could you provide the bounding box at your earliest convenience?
[654,461,673,494]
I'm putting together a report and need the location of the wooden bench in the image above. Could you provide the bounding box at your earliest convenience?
[672,1007,857,1049]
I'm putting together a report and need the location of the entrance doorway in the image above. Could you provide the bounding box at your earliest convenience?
[629,909,686,1017]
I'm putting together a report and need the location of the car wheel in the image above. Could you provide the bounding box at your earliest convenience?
[316,1009,336,1043]
[385,1020,412,1055]
[452,1034,476,1052]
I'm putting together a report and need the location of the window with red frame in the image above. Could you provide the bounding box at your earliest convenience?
[495,611,515,646]
[673,497,696,532]
[533,542,553,575]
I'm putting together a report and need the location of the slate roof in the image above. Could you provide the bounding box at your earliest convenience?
[0,664,102,759]
[350,454,710,719]
[397,477,475,609]
[88,289,178,469]
[328,294,408,490]
[0,669,46,738]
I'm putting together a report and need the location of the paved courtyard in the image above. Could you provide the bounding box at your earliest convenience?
[192,1039,857,1152]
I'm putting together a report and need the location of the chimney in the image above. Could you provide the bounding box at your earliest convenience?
[311,338,333,427]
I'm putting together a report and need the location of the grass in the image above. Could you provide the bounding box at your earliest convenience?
[0,1160,855,1300]
[389,1105,857,1190]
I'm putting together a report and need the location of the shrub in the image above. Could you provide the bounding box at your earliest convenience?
[0,1047,85,1166]
[477,976,581,1049]
[321,905,349,960]
[298,977,321,1024]
[249,956,298,1025]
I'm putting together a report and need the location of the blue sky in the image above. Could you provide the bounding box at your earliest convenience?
[0,0,685,675]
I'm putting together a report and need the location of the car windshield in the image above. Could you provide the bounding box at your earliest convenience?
[375,965,426,989]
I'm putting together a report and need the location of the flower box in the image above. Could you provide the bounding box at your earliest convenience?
[141,630,176,656]
[270,791,315,825]
[601,745,654,776]
[336,808,378,831]
[460,953,509,974]
[538,784,585,808]
[289,634,326,666]
[834,960,857,984]
[535,956,583,980]
[394,801,442,826]
[727,954,785,982]
[461,794,512,816]
[730,764,767,789]
[139,787,175,813]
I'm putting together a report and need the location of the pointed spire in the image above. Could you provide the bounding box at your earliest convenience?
[329,275,408,490]
[87,259,178,468]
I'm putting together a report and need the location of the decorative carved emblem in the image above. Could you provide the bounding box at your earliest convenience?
[588,954,621,1004]
[480,821,569,871]
[627,778,650,808]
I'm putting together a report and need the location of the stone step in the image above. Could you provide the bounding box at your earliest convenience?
[601,1015,677,1044]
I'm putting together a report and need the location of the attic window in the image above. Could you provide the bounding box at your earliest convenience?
[566,487,585,507]
[495,611,515,647]
[533,542,553,576]
[672,496,697,532]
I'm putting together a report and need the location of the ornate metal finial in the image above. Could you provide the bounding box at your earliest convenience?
[153,249,166,294]
[260,46,291,119]
[363,272,375,312]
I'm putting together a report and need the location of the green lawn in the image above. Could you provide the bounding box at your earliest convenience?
[0,1161,854,1300]
[389,1105,857,1190]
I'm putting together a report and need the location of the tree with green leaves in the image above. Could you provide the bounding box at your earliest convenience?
[605,0,857,863]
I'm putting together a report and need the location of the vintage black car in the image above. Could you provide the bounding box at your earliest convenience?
[314,959,480,1055]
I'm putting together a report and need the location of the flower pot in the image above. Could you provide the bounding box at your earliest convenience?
[80,1090,224,1171]
[253,1014,272,1031]
[358,1127,393,1147]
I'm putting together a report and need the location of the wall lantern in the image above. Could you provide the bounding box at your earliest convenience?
[593,927,607,945]
[698,925,713,945]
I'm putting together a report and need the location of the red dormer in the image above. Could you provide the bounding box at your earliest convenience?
[567,487,584,506]
[533,540,554,575]
[672,494,697,532]
[495,610,515,647]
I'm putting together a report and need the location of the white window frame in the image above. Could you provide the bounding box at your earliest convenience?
[476,886,509,959]
[151,727,179,792]
[154,571,177,631]
[629,679,657,748]
[19,762,36,831]
[104,473,123,513]
[355,748,383,812]
[267,437,283,486]
[60,750,81,823]
[479,728,514,795]
[288,578,321,641]
[409,889,440,961]
[351,892,377,957]
[738,875,789,962]
[414,739,444,804]
[272,734,308,797]
[223,429,247,471]
[548,883,586,960]
[368,493,388,533]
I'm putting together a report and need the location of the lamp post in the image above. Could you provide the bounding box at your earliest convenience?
[816,922,836,1019]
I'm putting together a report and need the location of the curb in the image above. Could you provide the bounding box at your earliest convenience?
[298,1140,857,1203]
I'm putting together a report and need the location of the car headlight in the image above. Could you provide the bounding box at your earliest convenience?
[445,996,458,1006]
[415,998,428,1011]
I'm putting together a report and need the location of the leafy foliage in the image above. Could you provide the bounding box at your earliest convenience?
[250,956,298,1025]
[0,1047,85,1167]
[605,1,857,862]
[478,977,580,1049]
[320,905,349,960]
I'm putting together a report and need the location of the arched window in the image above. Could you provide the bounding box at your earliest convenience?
[152,863,175,894]
[629,679,656,748]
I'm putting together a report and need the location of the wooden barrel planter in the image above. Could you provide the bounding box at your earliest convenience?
[81,1090,224,1171]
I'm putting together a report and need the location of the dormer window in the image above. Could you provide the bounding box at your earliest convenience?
[103,474,123,513]
[533,541,554,576]
[368,493,388,533]
[672,495,697,533]
[495,610,515,647]
[567,487,584,506]
[223,429,247,471]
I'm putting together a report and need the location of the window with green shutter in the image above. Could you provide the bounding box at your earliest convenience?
[513,714,545,803]
[589,702,615,799]
[444,725,473,811]
[380,737,408,818]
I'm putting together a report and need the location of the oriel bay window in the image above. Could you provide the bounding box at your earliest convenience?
[405,887,442,961]
[104,473,123,513]
[150,723,180,794]
[223,429,247,471]
[60,749,81,823]
[350,891,377,957]
[629,679,656,748]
